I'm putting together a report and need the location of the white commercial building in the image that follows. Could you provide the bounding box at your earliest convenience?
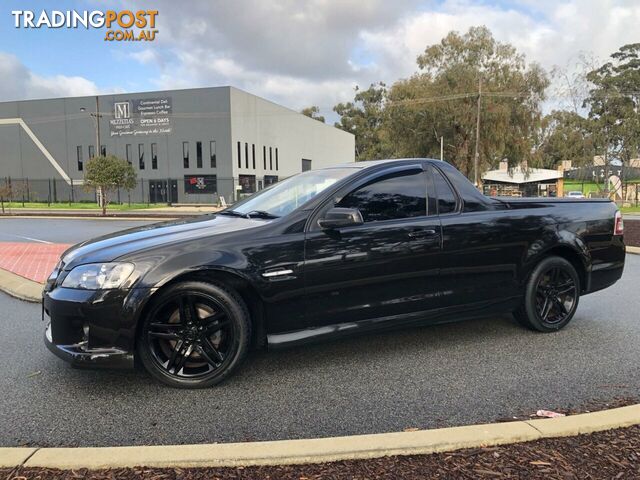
[0,86,355,204]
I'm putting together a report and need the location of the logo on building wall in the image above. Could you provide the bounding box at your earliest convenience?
[189,177,206,189]
[114,102,131,119]
[109,97,172,137]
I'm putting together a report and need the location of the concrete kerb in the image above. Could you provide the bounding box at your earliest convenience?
[0,268,42,302]
[0,215,176,221]
[0,405,639,469]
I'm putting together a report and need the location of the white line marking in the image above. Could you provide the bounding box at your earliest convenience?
[1,233,53,244]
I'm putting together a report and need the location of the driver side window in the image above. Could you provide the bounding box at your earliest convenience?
[337,170,427,223]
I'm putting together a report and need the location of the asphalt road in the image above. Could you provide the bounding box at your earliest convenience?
[0,218,158,244]
[0,251,638,447]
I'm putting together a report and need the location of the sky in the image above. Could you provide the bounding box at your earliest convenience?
[1,0,639,120]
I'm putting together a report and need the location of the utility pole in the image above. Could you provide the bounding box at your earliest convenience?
[95,96,101,156]
[80,97,104,207]
[80,96,103,158]
[474,75,482,187]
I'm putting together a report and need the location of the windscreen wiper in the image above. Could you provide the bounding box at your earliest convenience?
[218,210,279,219]
[245,210,280,219]
[218,210,249,218]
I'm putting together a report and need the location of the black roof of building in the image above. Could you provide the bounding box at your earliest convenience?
[564,165,640,181]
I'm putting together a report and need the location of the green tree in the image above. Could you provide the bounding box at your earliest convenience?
[585,43,640,166]
[84,155,137,215]
[533,110,596,169]
[333,83,390,160]
[300,106,326,123]
[384,26,549,179]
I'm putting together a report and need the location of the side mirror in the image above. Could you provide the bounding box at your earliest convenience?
[318,207,363,229]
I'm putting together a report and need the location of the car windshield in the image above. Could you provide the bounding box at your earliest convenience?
[228,167,357,218]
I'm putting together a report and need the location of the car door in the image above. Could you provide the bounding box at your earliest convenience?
[431,165,522,311]
[302,164,443,329]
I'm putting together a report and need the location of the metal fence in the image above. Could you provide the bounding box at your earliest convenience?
[0,175,288,206]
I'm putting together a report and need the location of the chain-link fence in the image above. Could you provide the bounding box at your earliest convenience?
[0,175,289,207]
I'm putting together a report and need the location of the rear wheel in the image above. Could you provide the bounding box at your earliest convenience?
[138,281,251,388]
[514,256,580,332]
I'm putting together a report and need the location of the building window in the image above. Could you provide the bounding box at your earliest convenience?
[210,141,217,168]
[239,175,256,194]
[138,144,145,170]
[275,148,279,171]
[269,147,273,170]
[196,141,203,168]
[245,142,249,169]
[302,159,312,171]
[88,145,95,159]
[252,144,256,169]
[264,175,278,187]
[263,146,267,169]
[125,144,132,164]
[100,145,106,157]
[237,141,241,168]
[151,143,158,170]
[76,146,83,171]
[182,142,189,168]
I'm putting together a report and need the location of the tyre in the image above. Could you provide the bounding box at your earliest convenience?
[138,281,251,388]
[514,256,580,332]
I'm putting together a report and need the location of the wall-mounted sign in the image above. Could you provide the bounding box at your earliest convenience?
[184,175,217,194]
[109,97,172,137]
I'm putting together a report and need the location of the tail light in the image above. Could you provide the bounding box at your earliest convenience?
[614,210,624,236]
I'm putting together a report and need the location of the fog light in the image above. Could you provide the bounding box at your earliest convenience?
[82,324,90,342]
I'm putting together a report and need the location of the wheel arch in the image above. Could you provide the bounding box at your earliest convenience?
[526,243,590,294]
[133,268,267,352]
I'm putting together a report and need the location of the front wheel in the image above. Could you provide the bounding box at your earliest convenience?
[138,281,251,388]
[514,256,580,332]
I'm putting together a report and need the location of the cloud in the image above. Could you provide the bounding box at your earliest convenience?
[0,52,101,102]
[7,0,638,119]
[119,0,425,114]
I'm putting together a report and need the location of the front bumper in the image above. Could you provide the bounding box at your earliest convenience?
[44,323,133,369]
[42,285,153,369]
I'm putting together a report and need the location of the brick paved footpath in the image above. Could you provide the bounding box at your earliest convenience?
[0,242,70,283]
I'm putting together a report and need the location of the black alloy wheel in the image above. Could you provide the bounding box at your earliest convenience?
[534,266,577,325]
[138,281,251,388]
[514,256,580,332]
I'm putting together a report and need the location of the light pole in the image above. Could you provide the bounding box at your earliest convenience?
[474,75,482,188]
[434,129,443,161]
[80,96,102,158]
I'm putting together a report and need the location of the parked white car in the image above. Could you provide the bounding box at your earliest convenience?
[566,191,586,199]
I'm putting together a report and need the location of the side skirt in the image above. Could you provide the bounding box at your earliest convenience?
[267,296,521,350]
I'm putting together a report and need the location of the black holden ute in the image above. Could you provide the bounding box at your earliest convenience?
[44,159,625,388]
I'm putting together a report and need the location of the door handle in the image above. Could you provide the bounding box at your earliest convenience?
[407,229,437,238]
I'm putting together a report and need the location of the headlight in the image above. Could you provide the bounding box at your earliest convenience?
[61,263,135,290]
